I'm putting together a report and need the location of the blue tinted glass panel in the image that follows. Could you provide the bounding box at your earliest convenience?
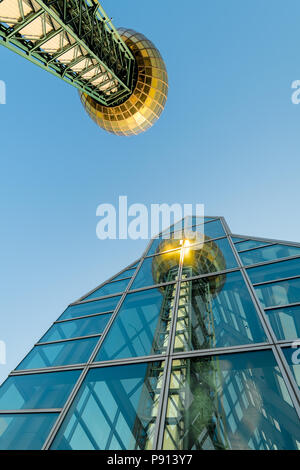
[182,238,237,278]
[160,217,215,236]
[193,220,225,239]
[131,252,180,290]
[265,306,300,341]
[0,413,58,450]
[236,240,270,251]
[0,370,80,410]
[163,351,300,450]
[283,348,300,389]
[40,314,111,342]
[112,268,136,281]
[150,221,225,256]
[231,237,247,243]
[157,219,185,236]
[59,296,121,320]
[175,272,267,351]
[51,362,164,450]
[16,337,98,370]
[83,279,130,301]
[247,258,300,284]
[164,221,225,241]
[255,278,300,309]
[95,287,175,361]
[240,245,300,266]
[147,236,180,256]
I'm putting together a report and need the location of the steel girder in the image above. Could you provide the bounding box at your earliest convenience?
[0,0,136,106]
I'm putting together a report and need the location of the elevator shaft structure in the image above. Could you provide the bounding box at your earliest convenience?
[0,0,135,106]
[130,234,229,449]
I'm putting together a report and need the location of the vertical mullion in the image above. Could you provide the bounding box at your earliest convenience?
[153,358,173,450]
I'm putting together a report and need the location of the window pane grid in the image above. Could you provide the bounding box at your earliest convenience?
[1,222,300,451]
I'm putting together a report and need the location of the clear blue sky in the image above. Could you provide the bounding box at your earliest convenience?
[1,0,300,384]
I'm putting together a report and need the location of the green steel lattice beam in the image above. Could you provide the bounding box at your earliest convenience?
[0,0,136,106]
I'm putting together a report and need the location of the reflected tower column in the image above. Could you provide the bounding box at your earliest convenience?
[132,232,230,449]
[157,234,230,450]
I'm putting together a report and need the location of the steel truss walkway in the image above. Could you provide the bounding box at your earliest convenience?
[0,0,136,106]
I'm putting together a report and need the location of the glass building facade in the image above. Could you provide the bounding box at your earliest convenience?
[0,216,300,450]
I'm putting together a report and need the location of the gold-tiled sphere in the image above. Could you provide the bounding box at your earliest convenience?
[80,28,168,136]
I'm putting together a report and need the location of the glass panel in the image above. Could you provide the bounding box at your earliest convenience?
[40,314,111,343]
[255,278,300,309]
[59,296,121,320]
[95,287,175,361]
[83,279,130,301]
[0,370,81,410]
[265,306,300,341]
[184,216,215,227]
[192,220,225,239]
[247,258,300,284]
[159,218,186,235]
[282,348,300,389]
[231,237,247,243]
[174,272,267,352]
[51,362,164,450]
[131,251,180,290]
[151,221,225,256]
[239,245,300,266]
[160,217,215,236]
[236,240,270,251]
[16,337,98,370]
[182,238,237,278]
[112,267,136,281]
[0,370,80,410]
[163,351,300,450]
[0,413,58,450]
[163,221,225,241]
[147,235,181,256]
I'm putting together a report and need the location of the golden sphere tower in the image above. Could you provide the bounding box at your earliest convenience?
[80,28,168,136]
[0,1,168,137]
[151,233,227,296]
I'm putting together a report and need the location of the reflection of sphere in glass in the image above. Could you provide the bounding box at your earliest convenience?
[152,234,227,295]
[80,28,168,136]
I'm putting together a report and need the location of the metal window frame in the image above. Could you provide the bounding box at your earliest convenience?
[54,310,114,324]
[2,215,300,450]
[252,274,300,287]
[232,234,300,248]
[79,277,132,303]
[264,301,300,311]
[72,259,140,304]
[145,235,229,259]
[153,216,221,241]
[42,255,146,449]
[37,333,102,346]
[39,217,300,448]
[14,335,101,373]
[0,409,61,414]
[237,243,275,253]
